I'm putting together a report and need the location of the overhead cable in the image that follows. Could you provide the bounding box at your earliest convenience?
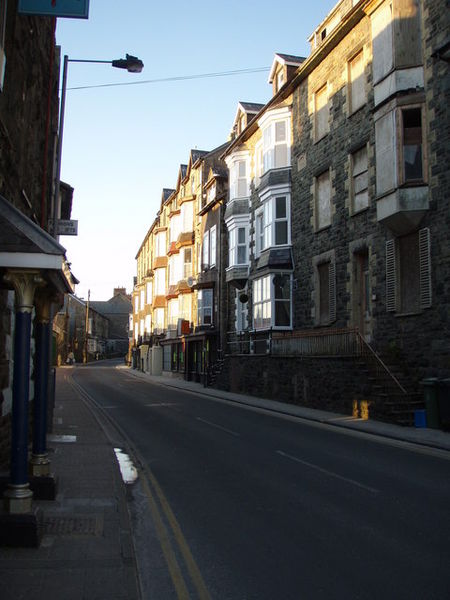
[66,66,270,91]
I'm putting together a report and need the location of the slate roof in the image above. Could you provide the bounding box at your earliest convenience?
[162,188,175,202]
[239,102,265,114]
[274,53,305,64]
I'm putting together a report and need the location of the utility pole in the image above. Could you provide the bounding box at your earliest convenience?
[83,290,90,364]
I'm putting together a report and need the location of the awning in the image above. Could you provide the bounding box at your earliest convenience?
[0,195,77,294]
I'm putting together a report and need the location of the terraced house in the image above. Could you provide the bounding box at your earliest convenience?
[132,145,229,383]
[132,0,449,426]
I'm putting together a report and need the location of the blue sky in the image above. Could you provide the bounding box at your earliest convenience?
[56,0,337,300]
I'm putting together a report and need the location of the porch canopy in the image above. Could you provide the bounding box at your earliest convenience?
[0,194,75,294]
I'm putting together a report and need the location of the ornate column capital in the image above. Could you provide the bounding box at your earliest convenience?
[4,270,45,313]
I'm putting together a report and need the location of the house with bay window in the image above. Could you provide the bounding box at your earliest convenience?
[132,146,229,383]
[223,54,302,351]
[215,0,449,426]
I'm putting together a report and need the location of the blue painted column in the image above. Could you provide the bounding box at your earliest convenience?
[30,292,52,475]
[3,271,42,514]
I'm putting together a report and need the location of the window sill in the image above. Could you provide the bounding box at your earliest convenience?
[350,205,370,217]
[394,310,423,318]
[315,224,332,233]
[314,133,329,145]
[347,102,367,118]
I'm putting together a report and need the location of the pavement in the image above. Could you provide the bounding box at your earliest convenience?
[0,364,449,600]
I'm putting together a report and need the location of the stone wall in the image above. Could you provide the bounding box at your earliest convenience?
[214,354,381,419]
[0,6,58,224]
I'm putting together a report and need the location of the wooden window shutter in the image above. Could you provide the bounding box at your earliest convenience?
[329,261,336,322]
[386,239,397,312]
[419,227,432,308]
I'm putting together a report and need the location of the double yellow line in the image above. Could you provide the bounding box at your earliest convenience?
[140,468,211,600]
[67,372,211,599]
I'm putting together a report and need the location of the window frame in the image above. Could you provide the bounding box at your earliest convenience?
[315,169,332,231]
[228,224,249,267]
[350,144,369,214]
[252,273,292,331]
[197,288,213,326]
[399,105,426,186]
[348,49,366,115]
[259,185,291,250]
[314,83,330,142]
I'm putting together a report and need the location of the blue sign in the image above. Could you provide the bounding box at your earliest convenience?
[18,0,90,19]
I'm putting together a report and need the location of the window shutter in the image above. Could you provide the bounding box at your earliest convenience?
[386,239,397,312]
[329,261,336,322]
[419,227,432,308]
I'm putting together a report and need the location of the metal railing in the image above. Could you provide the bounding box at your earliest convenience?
[272,328,359,357]
[227,327,408,395]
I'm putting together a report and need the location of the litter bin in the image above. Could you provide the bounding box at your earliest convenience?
[422,378,440,429]
[437,378,450,430]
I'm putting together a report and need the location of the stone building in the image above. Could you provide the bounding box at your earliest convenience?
[131,145,229,383]
[129,0,448,425]
[90,288,132,357]
[217,0,449,424]
[0,3,76,539]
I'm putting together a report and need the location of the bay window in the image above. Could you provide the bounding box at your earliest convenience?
[168,298,179,330]
[179,293,192,323]
[375,104,426,195]
[252,274,292,330]
[154,268,166,296]
[229,225,248,266]
[202,225,218,268]
[197,289,213,326]
[146,281,153,304]
[169,254,182,285]
[181,201,193,232]
[183,247,192,279]
[153,308,165,333]
[258,188,291,250]
[169,213,181,243]
[261,116,290,173]
[155,231,166,257]
[401,107,423,182]
[227,153,249,200]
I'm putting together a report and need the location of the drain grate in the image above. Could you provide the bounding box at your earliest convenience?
[43,514,103,536]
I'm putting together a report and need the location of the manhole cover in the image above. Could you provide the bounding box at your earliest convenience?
[43,515,103,536]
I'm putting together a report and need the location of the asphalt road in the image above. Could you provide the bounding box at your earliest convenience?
[71,362,450,600]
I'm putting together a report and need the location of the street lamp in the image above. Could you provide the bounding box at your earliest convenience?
[52,54,144,239]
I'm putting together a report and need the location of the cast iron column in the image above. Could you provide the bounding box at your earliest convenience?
[3,271,43,513]
[29,291,52,476]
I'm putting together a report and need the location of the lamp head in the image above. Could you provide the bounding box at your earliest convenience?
[112,54,144,73]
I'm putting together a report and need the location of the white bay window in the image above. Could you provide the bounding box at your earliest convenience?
[258,108,291,175]
[252,274,292,330]
[228,225,248,266]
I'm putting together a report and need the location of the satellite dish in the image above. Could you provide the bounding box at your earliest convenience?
[187,276,196,288]
[239,292,248,303]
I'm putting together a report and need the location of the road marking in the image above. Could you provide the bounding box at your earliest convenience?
[276,450,379,494]
[145,468,212,600]
[68,374,211,600]
[140,475,191,600]
[196,417,240,437]
[145,403,178,407]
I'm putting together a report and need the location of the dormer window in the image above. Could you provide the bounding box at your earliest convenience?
[262,119,289,173]
[239,114,246,134]
[276,69,285,92]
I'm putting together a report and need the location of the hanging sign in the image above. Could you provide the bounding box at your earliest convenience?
[18,0,90,19]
